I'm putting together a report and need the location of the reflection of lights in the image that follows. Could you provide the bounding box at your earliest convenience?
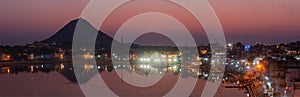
[154,59,161,62]
[140,58,151,62]
[58,53,64,59]
[60,64,64,70]
[83,53,94,59]
[7,68,10,73]
[30,66,34,72]
[284,90,287,94]
[29,54,34,59]
[84,64,94,70]
[140,65,151,69]
[146,65,151,68]
[105,66,108,70]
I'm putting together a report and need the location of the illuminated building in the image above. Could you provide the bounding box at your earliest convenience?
[1,54,11,61]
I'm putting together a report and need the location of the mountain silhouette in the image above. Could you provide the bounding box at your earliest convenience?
[43,18,115,48]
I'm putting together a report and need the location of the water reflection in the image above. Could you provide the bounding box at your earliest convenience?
[0,62,209,83]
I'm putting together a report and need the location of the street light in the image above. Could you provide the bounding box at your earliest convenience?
[257,64,262,69]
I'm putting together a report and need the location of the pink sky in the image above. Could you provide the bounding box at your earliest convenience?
[0,0,299,45]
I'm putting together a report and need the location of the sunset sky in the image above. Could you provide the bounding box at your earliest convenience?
[0,0,299,45]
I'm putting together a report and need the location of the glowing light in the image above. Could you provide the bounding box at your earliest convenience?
[244,45,251,51]
[29,54,34,59]
[257,64,262,69]
[84,64,94,70]
[265,76,269,80]
[204,58,209,61]
[60,64,64,70]
[267,82,271,87]
[146,65,151,69]
[59,54,64,59]
[30,65,34,72]
[173,58,178,62]
[1,54,12,61]
[228,43,232,47]
[200,50,208,54]
[204,74,209,77]
[246,66,250,69]
[83,53,94,59]
[173,65,177,69]
[97,55,101,58]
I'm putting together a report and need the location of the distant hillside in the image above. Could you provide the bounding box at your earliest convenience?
[43,18,115,48]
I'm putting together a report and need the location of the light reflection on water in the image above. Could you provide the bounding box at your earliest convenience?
[0,63,246,97]
[0,62,208,82]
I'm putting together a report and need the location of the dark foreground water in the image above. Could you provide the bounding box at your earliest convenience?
[0,63,246,97]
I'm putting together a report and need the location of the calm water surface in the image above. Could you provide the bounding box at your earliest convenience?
[0,63,246,97]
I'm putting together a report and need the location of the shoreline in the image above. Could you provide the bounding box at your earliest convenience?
[0,60,72,65]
